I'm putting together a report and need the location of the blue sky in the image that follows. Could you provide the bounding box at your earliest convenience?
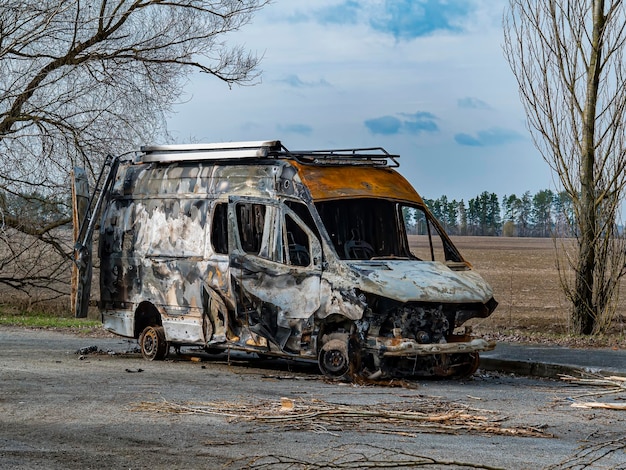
[167,0,553,202]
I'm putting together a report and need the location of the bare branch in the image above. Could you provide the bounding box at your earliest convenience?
[0,0,268,302]
[504,0,626,334]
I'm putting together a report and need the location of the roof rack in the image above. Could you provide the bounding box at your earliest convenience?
[279,146,399,167]
[137,140,400,167]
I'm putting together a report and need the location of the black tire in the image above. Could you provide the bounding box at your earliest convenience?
[453,352,480,378]
[139,325,168,361]
[319,340,349,377]
[435,352,480,378]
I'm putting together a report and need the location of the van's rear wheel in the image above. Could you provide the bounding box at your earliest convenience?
[139,325,168,361]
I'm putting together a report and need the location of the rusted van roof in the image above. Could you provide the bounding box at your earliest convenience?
[291,162,424,204]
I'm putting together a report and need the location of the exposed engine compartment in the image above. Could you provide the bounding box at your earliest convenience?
[352,295,491,378]
[364,297,460,345]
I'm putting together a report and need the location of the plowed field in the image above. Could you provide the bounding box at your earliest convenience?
[451,236,626,346]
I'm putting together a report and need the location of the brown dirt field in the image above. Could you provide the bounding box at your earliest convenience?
[452,236,626,347]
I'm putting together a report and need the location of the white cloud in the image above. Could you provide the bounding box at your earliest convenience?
[167,0,551,201]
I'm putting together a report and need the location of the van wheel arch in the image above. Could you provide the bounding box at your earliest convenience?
[317,315,352,340]
[134,301,162,339]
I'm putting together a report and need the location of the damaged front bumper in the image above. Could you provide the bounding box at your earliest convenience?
[364,336,496,357]
[357,335,496,378]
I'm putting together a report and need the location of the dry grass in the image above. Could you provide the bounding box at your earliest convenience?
[453,236,626,347]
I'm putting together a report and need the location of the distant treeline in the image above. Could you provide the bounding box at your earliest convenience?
[423,190,574,237]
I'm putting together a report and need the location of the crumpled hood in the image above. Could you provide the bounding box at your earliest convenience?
[347,260,494,304]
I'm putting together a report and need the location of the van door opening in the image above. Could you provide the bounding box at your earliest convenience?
[229,200,323,354]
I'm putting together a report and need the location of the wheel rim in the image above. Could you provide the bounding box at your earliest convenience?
[319,338,350,377]
[322,350,347,374]
[140,326,166,361]
[143,329,157,357]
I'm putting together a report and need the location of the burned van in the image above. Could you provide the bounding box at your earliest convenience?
[72,140,497,379]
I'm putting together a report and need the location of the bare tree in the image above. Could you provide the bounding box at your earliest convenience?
[504,0,626,334]
[0,0,267,303]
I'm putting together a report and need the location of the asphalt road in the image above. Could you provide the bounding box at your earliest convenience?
[1,326,624,469]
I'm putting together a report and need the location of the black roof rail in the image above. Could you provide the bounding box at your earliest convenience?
[136,140,400,167]
[277,145,400,167]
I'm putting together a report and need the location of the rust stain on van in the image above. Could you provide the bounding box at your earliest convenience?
[73,141,497,380]
[291,163,423,203]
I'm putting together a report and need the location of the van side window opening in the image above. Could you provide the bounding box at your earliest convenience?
[236,203,271,257]
[211,202,229,255]
[402,205,462,262]
[284,213,310,267]
[284,200,321,239]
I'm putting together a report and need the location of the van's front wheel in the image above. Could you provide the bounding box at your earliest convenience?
[450,352,480,378]
[139,325,168,361]
[319,339,349,377]
[318,333,360,380]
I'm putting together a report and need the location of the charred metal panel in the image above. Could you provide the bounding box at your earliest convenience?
[229,199,324,353]
[113,161,307,201]
[232,253,322,319]
[318,277,366,321]
[161,315,204,343]
[102,310,134,337]
[100,185,216,343]
[347,260,493,305]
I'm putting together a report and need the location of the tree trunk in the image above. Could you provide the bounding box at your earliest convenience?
[573,0,605,335]
[573,219,595,334]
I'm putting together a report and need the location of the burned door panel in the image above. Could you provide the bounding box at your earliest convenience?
[100,199,142,306]
[140,198,209,344]
[230,200,322,353]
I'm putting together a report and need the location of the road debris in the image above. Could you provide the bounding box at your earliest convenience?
[132,396,551,438]
[570,401,626,410]
[546,437,626,470]
[560,373,626,391]
[560,372,626,410]
[75,345,99,355]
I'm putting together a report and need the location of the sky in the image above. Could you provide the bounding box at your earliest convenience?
[166,0,555,203]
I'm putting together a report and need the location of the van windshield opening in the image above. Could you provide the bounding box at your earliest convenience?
[315,198,463,262]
